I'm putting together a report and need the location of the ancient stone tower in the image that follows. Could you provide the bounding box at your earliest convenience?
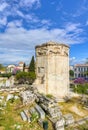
[35,41,69,98]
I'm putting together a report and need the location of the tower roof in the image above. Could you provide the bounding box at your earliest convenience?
[35,41,69,48]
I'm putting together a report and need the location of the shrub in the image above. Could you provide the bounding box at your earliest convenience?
[73,83,88,94]
[15,72,36,84]
[0,73,12,78]
[74,78,86,84]
[46,94,53,99]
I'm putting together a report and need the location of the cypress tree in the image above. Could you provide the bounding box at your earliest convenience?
[29,56,35,72]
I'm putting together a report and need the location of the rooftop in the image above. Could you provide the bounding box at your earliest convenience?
[19,61,24,64]
[75,64,88,67]
[35,41,69,48]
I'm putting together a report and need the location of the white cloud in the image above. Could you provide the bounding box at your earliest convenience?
[70,57,86,65]
[0,1,86,64]
[0,21,86,64]
[0,17,7,26]
[70,57,88,65]
[65,23,81,32]
[41,20,51,26]
[70,57,76,65]
[0,0,52,30]
[86,20,88,25]
[0,22,85,51]
[0,2,8,11]
[73,0,88,17]
[19,0,41,8]
[7,20,22,28]
[56,0,63,11]
[0,48,34,65]
[0,0,41,25]
[14,20,22,27]
[16,10,25,18]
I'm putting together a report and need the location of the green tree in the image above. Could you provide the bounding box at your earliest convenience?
[69,70,74,77]
[0,64,3,69]
[23,62,26,71]
[0,64,6,71]
[84,71,88,77]
[29,56,35,72]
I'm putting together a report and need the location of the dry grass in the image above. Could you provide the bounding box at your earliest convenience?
[59,97,88,120]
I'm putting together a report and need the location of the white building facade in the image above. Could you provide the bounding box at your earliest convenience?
[74,64,88,78]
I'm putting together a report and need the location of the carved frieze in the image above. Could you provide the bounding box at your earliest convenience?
[36,43,69,57]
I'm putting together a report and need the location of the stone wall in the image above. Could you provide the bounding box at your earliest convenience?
[34,41,69,98]
[0,76,14,87]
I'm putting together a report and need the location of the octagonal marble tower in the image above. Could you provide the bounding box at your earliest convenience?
[35,41,69,98]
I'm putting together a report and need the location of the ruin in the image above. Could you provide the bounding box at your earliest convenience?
[34,41,69,98]
[20,90,36,105]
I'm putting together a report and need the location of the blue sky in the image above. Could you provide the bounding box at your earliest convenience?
[0,0,88,65]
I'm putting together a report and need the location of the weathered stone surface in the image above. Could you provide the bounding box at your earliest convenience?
[38,95,62,120]
[20,90,35,105]
[23,109,31,122]
[64,113,74,126]
[39,95,58,109]
[6,94,14,101]
[55,118,65,130]
[29,107,39,116]
[20,111,27,121]
[35,104,45,119]
[34,41,69,98]
[38,119,43,127]
[47,106,62,119]
[0,76,14,88]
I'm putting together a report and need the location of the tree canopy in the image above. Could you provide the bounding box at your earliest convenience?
[69,70,74,77]
[15,71,36,84]
[0,64,6,71]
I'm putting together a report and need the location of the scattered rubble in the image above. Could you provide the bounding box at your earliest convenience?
[47,106,62,119]
[6,94,14,101]
[64,113,74,126]
[38,119,43,127]
[20,111,27,121]
[23,109,31,122]
[55,118,65,130]
[6,94,19,101]
[1,85,88,129]
[29,107,38,115]
[35,104,45,119]
[38,95,62,120]
[29,107,39,120]
[20,90,35,105]
[81,96,88,108]
[14,95,19,100]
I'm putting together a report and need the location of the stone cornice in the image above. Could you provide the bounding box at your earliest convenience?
[35,41,69,49]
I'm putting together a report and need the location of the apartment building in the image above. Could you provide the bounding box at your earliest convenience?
[74,64,88,78]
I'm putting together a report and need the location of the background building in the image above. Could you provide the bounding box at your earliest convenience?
[6,62,28,73]
[74,64,88,78]
[6,65,16,73]
[18,62,25,72]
